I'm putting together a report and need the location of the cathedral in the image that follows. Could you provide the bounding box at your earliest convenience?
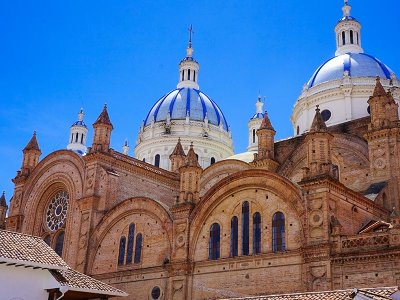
[2,1,400,299]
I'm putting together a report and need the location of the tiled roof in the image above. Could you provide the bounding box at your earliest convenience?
[23,131,41,152]
[51,268,128,297]
[221,287,398,300]
[0,230,68,269]
[94,104,113,127]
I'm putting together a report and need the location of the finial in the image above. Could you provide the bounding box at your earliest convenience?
[188,25,194,49]
[316,105,320,112]
[104,103,107,109]
[33,130,37,136]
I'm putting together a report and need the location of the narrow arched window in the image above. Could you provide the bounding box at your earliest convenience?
[70,134,73,143]
[272,212,285,252]
[193,70,196,82]
[75,132,79,142]
[43,235,51,246]
[154,154,160,167]
[118,236,126,266]
[253,212,261,254]
[211,157,216,165]
[143,158,146,162]
[181,70,184,81]
[126,224,135,264]
[55,231,65,257]
[296,126,300,135]
[188,69,191,80]
[134,233,142,263]
[350,30,354,44]
[80,133,84,144]
[242,201,250,255]
[252,129,256,143]
[195,154,199,161]
[230,216,238,257]
[342,31,346,45]
[357,32,359,45]
[209,223,220,260]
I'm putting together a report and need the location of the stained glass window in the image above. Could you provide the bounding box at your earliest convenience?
[209,223,220,260]
[46,191,69,232]
[155,154,160,167]
[230,216,238,257]
[242,201,249,255]
[134,233,142,263]
[55,231,65,257]
[272,212,285,252]
[126,224,135,264]
[253,212,261,254]
[118,236,126,266]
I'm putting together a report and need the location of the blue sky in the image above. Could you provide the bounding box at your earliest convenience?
[0,0,399,203]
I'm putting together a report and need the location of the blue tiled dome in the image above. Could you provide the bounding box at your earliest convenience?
[307,53,393,88]
[72,120,87,128]
[144,88,229,131]
[250,112,264,120]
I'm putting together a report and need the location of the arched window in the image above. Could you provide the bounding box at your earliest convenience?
[242,201,250,255]
[211,157,216,165]
[272,212,285,252]
[134,233,142,263]
[209,223,220,260]
[357,32,359,45]
[154,154,160,167]
[143,158,146,162]
[54,231,65,257]
[181,70,184,81]
[342,31,346,45]
[193,70,196,82]
[253,212,261,254]
[70,134,73,143]
[296,126,300,135]
[43,235,51,246]
[252,129,256,143]
[80,133,84,144]
[350,30,354,44]
[188,69,191,80]
[75,132,79,142]
[118,236,126,266]
[195,154,199,161]
[230,216,238,257]
[126,224,135,264]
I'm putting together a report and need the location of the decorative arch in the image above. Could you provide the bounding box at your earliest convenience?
[189,169,305,260]
[86,197,173,274]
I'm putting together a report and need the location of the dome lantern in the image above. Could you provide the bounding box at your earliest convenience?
[334,0,363,56]
[67,108,88,155]
[177,25,200,89]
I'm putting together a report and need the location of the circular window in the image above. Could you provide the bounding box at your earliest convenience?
[151,286,161,300]
[321,109,331,122]
[45,191,69,232]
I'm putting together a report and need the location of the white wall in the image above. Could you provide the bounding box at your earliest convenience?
[0,264,58,300]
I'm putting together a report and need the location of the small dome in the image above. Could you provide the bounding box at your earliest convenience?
[251,112,264,120]
[307,53,394,88]
[72,120,87,128]
[144,87,229,131]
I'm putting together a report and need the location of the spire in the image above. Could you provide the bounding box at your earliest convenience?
[0,192,6,207]
[373,77,387,97]
[122,139,129,155]
[78,108,84,122]
[171,138,186,156]
[334,0,363,56]
[310,106,328,132]
[94,104,113,128]
[23,131,41,152]
[185,143,201,167]
[259,111,274,131]
[177,26,200,89]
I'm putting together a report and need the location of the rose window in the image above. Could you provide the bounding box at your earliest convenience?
[46,191,69,232]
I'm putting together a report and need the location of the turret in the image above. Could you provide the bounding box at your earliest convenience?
[21,131,41,175]
[302,106,334,179]
[247,96,264,152]
[91,104,113,153]
[334,0,363,56]
[177,25,199,89]
[67,108,88,155]
[0,192,8,229]
[170,138,186,172]
[177,143,202,204]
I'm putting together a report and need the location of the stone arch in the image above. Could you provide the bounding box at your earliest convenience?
[86,197,173,275]
[200,159,251,197]
[21,151,85,236]
[189,169,305,261]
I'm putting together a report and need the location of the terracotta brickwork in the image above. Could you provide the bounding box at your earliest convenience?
[6,81,400,299]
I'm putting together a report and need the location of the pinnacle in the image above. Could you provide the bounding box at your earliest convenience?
[171,138,186,157]
[0,191,6,207]
[373,77,387,97]
[310,106,327,132]
[94,104,113,127]
[185,143,200,167]
[23,131,41,152]
[259,111,274,131]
